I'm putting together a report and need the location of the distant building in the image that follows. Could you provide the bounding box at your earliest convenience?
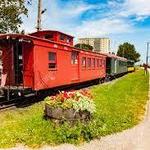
[78,38,110,53]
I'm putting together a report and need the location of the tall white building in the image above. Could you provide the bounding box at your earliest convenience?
[78,38,110,53]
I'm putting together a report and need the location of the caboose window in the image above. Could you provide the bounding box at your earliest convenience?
[66,37,71,43]
[48,52,56,69]
[82,57,86,67]
[87,58,91,68]
[97,59,99,67]
[45,34,53,40]
[71,51,78,64]
[60,34,65,41]
[99,59,102,67]
[92,58,95,68]
[102,60,105,66]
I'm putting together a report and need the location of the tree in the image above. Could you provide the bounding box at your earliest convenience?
[117,42,140,62]
[0,0,28,33]
[74,43,93,51]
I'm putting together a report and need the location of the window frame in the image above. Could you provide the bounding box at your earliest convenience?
[71,51,78,65]
[102,59,105,67]
[87,58,91,69]
[45,34,54,41]
[97,59,99,68]
[99,59,102,67]
[60,34,65,41]
[92,58,96,69]
[66,37,72,43]
[82,57,86,68]
[48,52,57,70]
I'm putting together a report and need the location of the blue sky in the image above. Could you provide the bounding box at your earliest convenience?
[22,0,150,63]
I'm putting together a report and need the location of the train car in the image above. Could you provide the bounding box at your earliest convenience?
[105,53,128,79]
[127,60,135,72]
[0,30,106,100]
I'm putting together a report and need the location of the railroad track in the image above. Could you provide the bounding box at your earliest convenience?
[0,93,36,111]
[0,74,125,111]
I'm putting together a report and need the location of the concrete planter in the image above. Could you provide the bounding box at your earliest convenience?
[44,103,91,122]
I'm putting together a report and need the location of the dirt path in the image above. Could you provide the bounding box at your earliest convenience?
[4,71,150,150]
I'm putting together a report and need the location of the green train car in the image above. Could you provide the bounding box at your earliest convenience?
[106,54,128,79]
[127,60,135,72]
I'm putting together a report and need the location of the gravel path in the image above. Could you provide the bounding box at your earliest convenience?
[4,70,150,150]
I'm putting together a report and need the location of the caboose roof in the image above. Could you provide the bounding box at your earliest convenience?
[0,33,69,44]
[0,34,34,44]
[0,33,75,48]
[29,30,74,38]
[0,33,107,58]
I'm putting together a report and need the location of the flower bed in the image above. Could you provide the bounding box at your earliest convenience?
[44,90,96,122]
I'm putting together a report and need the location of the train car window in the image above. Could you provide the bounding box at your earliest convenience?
[119,61,123,66]
[99,59,102,67]
[71,51,78,64]
[87,58,91,68]
[66,37,71,43]
[97,59,99,67]
[82,57,86,67]
[92,58,95,68]
[103,60,105,66]
[60,34,65,41]
[48,52,57,69]
[45,34,53,40]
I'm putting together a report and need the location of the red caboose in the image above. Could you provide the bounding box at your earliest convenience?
[0,30,106,98]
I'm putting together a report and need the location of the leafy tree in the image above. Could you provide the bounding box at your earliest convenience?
[74,43,93,51]
[117,42,140,62]
[0,0,28,33]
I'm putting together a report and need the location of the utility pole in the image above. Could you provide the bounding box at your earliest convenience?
[146,42,149,65]
[37,0,42,31]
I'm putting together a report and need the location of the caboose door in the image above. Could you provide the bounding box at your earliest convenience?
[71,51,79,81]
[13,40,23,85]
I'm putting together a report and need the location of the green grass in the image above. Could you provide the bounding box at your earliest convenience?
[0,69,149,148]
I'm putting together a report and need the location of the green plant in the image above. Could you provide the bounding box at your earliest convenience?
[45,90,96,114]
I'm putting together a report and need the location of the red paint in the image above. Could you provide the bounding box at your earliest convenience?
[0,31,107,91]
[2,43,14,85]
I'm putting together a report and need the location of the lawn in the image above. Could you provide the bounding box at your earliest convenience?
[0,69,149,148]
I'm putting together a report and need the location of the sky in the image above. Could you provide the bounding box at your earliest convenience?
[22,0,150,64]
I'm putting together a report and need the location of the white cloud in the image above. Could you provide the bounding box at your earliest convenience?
[118,0,150,20]
[21,0,150,38]
[41,0,133,38]
[74,18,133,38]
[43,0,96,22]
[22,0,96,33]
[41,0,98,34]
[61,3,96,17]
[126,0,150,16]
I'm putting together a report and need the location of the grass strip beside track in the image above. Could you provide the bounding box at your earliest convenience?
[0,69,149,148]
